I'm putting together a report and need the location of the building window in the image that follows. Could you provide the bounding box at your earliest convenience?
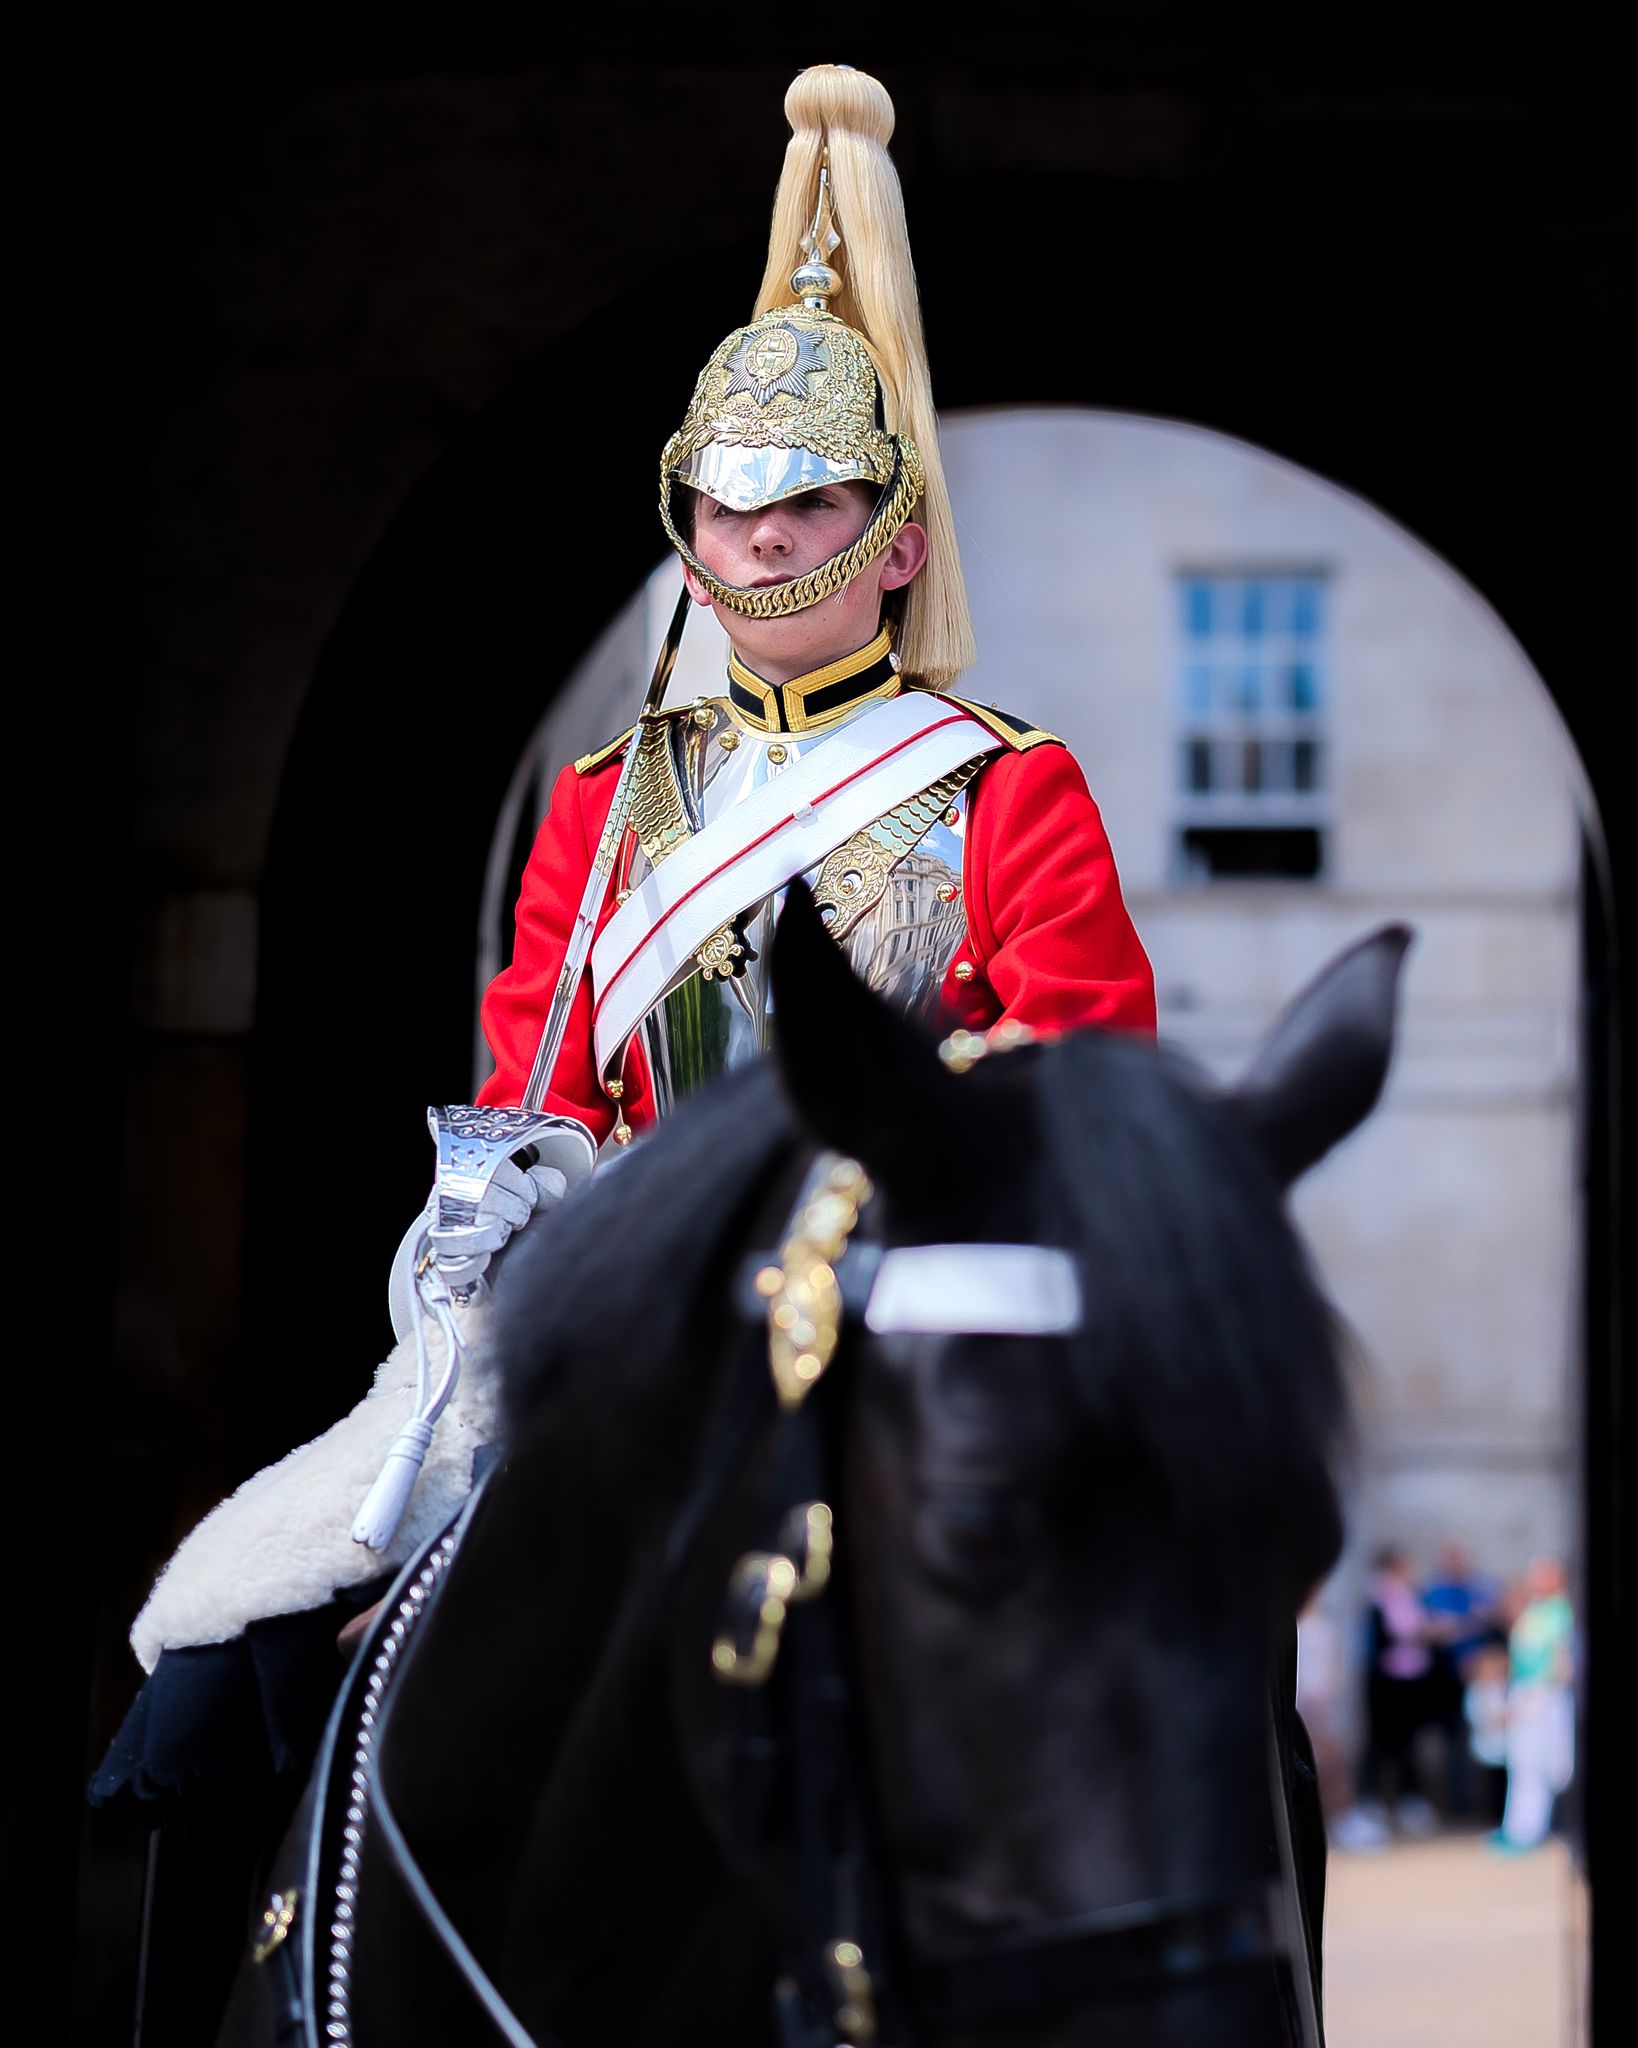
[1174,571,1329,881]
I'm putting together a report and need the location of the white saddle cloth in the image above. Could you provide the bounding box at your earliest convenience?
[130,1303,500,1673]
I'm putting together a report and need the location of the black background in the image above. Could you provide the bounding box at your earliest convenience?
[20,5,1628,2038]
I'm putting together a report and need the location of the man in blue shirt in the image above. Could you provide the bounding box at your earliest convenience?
[1423,1539,1503,1819]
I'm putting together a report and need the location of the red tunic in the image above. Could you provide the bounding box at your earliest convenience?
[477,731,1156,1145]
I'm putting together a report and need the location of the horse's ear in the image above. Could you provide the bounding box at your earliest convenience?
[771,880,961,1181]
[1229,924,1413,1187]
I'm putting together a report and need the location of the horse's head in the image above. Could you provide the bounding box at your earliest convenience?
[419,890,1407,2048]
[723,885,1411,2038]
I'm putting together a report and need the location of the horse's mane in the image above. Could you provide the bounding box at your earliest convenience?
[499,1031,1348,1572]
[1034,1032,1349,1561]
[498,1060,796,1430]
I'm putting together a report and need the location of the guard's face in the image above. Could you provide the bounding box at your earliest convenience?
[681,482,926,677]
[687,480,878,585]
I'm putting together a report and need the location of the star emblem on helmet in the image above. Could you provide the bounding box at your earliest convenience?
[723,321,829,407]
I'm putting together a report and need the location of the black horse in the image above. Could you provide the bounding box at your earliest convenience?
[222,886,1407,2048]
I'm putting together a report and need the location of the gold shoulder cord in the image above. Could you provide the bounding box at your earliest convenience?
[628,714,692,868]
[573,727,634,777]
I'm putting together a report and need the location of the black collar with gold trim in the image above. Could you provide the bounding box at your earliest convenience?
[727,628,900,734]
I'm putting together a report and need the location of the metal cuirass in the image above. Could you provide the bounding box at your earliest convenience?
[612,695,980,1119]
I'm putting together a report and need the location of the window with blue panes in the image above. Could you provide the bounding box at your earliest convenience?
[1175,571,1329,880]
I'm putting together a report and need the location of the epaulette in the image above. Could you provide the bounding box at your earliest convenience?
[942,694,1063,753]
[572,703,697,776]
[573,727,634,776]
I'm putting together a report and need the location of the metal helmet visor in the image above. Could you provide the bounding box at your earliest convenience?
[676,439,878,513]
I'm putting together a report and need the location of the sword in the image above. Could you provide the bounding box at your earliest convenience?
[521,582,691,1112]
[354,588,692,1552]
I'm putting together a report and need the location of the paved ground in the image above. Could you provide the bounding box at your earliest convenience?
[1323,1833,1587,2047]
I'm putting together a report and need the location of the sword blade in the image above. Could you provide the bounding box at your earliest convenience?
[520,584,691,1113]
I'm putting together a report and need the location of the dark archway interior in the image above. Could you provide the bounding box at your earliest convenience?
[60,18,1627,2044]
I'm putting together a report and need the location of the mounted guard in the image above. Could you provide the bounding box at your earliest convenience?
[100,61,1153,1815]
[479,64,1152,1161]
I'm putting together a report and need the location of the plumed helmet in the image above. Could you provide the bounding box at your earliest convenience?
[658,65,974,691]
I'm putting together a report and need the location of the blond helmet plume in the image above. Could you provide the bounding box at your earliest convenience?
[751,66,975,688]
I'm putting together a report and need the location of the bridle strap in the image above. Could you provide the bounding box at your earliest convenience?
[747,1384,1291,2042]
[772,1395,885,2040]
[908,1884,1281,2032]
[732,1242,1084,1339]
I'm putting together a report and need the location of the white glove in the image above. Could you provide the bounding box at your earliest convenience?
[431,1157,568,1286]
[387,1159,568,1342]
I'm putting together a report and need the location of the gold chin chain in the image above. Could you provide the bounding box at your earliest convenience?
[659,446,923,620]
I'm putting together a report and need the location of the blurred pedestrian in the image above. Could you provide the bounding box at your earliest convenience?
[1421,1539,1501,1818]
[1494,1556,1574,1851]
[1356,1545,1440,1837]
[1461,1639,1510,1827]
